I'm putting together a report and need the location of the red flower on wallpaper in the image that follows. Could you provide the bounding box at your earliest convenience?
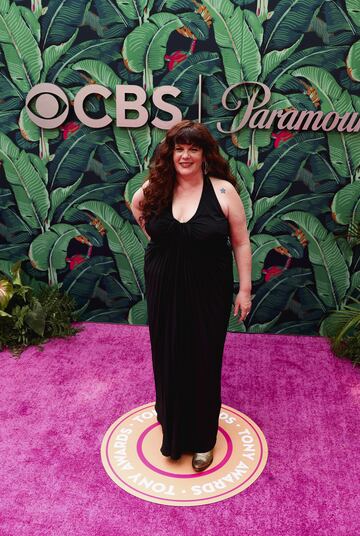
[66,254,87,271]
[60,121,80,140]
[164,51,189,71]
[262,266,284,282]
[271,130,294,148]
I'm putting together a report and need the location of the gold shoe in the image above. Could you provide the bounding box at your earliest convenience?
[192,449,214,472]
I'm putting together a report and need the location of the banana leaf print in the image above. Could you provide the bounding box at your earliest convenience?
[346,40,360,82]
[0,131,49,230]
[202,0,261,85]
[291,66,360,181]
[0,0,42,92]
[122,12,184,91]
[246,268,313,325]
[76,200,145,298]
[263,0,324,52]
[253,132,326,200]
[0,0,359,334]
[41,0,90,47]
[331,182,360,226]
[280,211,350,309]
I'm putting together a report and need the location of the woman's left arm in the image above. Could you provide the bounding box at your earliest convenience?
[226,183,252,322]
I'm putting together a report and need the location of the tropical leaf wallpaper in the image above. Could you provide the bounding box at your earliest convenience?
[0,0,359,335]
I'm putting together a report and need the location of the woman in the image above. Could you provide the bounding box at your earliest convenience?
[131,119,252,472]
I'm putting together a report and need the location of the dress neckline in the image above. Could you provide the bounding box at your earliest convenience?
[171,174,207,224]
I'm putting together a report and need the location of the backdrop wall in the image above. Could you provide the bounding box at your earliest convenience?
[0,0,359,335]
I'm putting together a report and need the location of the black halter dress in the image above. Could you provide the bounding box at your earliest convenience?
[144,174,234,460]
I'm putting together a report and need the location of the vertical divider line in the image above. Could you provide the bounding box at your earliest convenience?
[198,74,202,123]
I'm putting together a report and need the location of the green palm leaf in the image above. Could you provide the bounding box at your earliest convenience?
[320,303,360,337]
[248,268,313,324]
[260,37,303,82]
[292,66,360,180]
[0,208,34,245]
[54,183,124,223]
[203,73,239,114]
[18,5,41,42]
[128,298,148,324]
[349,272,360,296]
[346,0,360,26]
[125,169,149,206]
[247,314,282,334]
[159,0,194,11]
[228,157,255,194]
[177,12,210,40]
[273,320,319,335]
[0,110,19,133]
[114,0,154,21]
[48,177,83,223]
[249,186,291,232]
[113,123,151,170]
[280,211,350,308]
[94,0,134,38]
[331,182,360,226]
[0,243,28,262]
[251,234,282,281]
[41,0,90,47]
[308,14,330,44]
[228,300,246,332]
[266,45,348,89]
[254,132,326,200]
[263,0,324,53]
[322,1,358,40]
[76,200,145,297]
[48,127,112,190]
[122,13,183,73]
[82,10,105,37]
[72,59,122,91]
[95,143,133,182]
[255,192,334,234]
[29,223,83,271]
[227,157,253,224]
[0,0,42,92]
[307,152,341,187]
[0,188,14,209]
[156,52,221,107]
[202,0,261,85]
[0,132,49,230]
[48,39,121,83]
[0,66,24,111]
[347,40,360,82]
[62,256,117,308]
[41,31,78,81]
[18,107,53,144]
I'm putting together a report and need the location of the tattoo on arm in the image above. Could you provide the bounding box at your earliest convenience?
[220,187,226,194]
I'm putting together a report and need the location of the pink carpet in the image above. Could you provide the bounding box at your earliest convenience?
[1,323,359,535]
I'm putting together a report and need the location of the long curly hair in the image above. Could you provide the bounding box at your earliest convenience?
[139,119,239,225]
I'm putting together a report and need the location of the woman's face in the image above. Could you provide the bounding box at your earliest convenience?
[172,143,204,176]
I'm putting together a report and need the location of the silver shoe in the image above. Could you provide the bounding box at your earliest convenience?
[192,449,214,472]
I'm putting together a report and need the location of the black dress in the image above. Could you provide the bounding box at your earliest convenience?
[144,174,234,460]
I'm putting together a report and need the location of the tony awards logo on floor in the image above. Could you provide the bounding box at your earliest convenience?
[101,402,268,506]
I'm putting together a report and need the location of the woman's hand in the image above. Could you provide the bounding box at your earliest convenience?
[234,290,252,322]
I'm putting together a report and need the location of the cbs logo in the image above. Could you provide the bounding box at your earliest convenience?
[25,83,183,130]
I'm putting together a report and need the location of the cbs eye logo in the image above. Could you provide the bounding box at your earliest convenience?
[26,83,70,129]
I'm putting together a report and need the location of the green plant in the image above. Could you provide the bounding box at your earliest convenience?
[324,294,360,367]
[0,261,80,356]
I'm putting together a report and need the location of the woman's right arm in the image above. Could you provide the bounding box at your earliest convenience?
[130,180,151,241]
